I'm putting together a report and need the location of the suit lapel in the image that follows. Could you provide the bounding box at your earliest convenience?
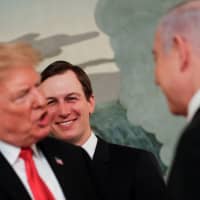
[93,137,110,163]
[0,152,31,199]
[92,138,110,196]
[38,141,73,198]
[37,138,79,200]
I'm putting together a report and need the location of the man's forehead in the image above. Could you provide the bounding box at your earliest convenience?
[0,64,38,82]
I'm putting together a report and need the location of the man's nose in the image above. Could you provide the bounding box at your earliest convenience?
[58,102,70,118]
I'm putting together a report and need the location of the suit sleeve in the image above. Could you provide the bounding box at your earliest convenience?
[134,151,165,200]
[166,123,200,200]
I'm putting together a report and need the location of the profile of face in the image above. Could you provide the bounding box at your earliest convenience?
[0,65,51,147]
[40,70,95,145]
[153,30,187,115]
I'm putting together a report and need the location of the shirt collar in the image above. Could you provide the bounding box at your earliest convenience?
[82,131,97,159]
[0,141,40,165]
[187,89,200,122]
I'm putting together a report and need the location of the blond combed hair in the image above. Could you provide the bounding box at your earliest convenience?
[0,42,41,70]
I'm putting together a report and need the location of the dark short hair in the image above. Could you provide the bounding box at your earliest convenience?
[41,60,93,101]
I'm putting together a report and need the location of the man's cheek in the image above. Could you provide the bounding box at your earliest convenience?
[48,108,58,122]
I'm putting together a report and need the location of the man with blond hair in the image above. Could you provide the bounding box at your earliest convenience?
[153,1,200,199]
[0,42,97,200]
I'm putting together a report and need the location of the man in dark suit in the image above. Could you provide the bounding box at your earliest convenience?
[152,1,200,199]
[40,60,165,200]
[0,42,97,200]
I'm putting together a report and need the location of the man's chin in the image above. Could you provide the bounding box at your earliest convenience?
[169,105,186,116]
[35,127,51,140]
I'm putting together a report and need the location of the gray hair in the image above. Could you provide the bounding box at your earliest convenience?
[158,0,200,53]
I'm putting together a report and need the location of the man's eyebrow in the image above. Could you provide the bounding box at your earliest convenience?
[47,97,56,100]
[67,92,81,96]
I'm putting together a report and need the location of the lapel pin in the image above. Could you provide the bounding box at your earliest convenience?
[55,157,64,165]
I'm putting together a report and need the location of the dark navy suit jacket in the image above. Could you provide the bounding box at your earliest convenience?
[0,137,98,200]
[91,137,165,200]
[167,109,200,200]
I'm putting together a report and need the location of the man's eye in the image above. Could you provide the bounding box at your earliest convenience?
[15,90,29,100]
[68,97,77,100]
[69,97,77,100]
[47,100,56,105]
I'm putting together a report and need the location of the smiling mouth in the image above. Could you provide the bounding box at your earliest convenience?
[56,119,76,127]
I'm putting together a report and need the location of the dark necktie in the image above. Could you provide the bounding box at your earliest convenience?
[20,148,55,200]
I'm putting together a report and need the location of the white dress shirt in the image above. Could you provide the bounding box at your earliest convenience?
[82,131,97,159]
[187,89,200,123]
[0,141,66,200]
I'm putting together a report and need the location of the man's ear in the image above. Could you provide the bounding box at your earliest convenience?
[173,34,190,72]
[88,95,95,115]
